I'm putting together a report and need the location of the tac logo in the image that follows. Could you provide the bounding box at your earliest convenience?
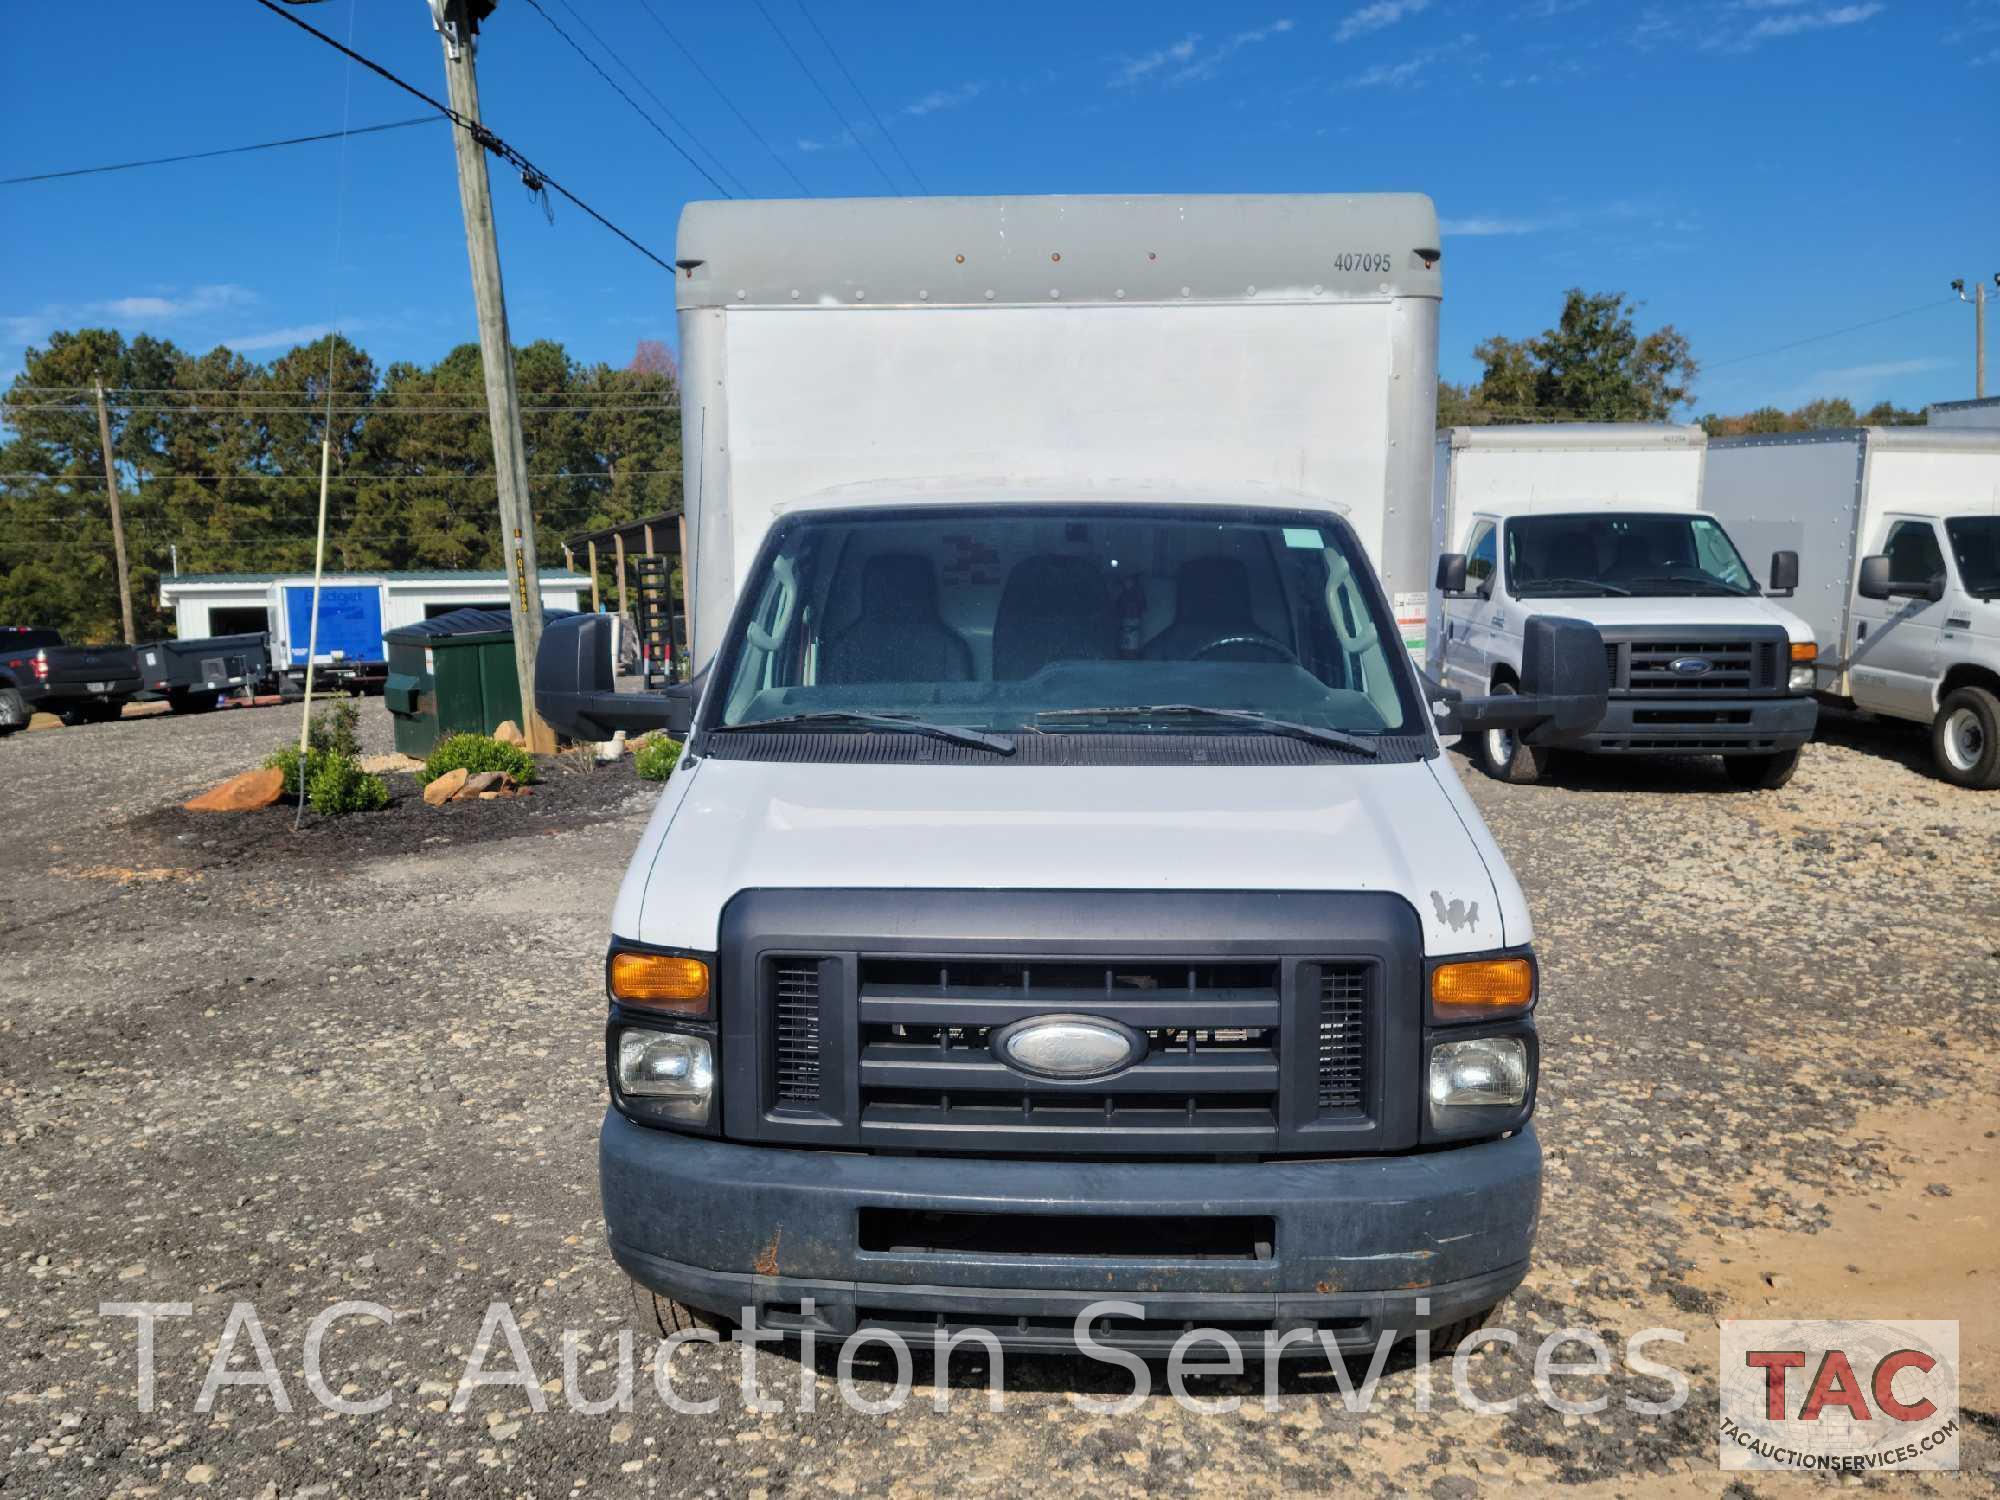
[1719,1320,1959,1472]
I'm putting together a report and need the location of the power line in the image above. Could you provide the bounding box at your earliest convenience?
[749,0,899,194]
[0,117,439,187]
[791,0,926,195]
[630,0,812,197]
[249,0,675,272]
[546,0,748,196]
[1705,298,1959,372]
[519,0,735,197]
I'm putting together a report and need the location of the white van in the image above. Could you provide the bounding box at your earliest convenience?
[534,194,1608,1362]
[1704,428,2000,788]
[1433,424,1818,789]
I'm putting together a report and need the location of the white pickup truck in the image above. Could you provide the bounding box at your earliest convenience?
[1432,424,1819,789]
[1704,426,2000,788]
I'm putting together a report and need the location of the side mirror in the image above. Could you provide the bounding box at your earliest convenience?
[535,612,694,742]
[1858,555,1891,600]
[1436,552,1468,594]
[1445,617,1609,742]
[1767,550,1799,596]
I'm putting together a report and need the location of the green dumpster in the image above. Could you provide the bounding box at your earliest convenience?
[383,608,529,758]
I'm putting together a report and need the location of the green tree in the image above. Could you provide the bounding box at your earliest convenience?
[1460,289,1698,425]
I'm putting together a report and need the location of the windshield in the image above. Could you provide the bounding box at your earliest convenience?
[1944,517,2000,598]
[704,504,1423,743]
[1504,512,1756,597]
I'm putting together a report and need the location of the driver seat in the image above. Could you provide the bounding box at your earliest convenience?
[1142,556,1274,660]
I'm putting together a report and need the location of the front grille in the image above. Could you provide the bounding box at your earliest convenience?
[773,960,823,1104]
[847,957,1287,1152]
[1622,639,1777,695]
[1317,964,1369,1111]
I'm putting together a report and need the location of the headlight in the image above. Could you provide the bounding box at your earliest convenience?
[1429,1037,1528,1111]
[617,1029,714,1123]
[1789,642,1816,693]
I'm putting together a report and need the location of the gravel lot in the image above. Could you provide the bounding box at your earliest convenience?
[2,700,1995,1496]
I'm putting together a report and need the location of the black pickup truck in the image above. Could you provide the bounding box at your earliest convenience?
[0,626,142,732]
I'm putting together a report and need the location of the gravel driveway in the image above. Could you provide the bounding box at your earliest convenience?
[2,700,1995,1495]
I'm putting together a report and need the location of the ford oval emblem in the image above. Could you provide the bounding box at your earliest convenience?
[1669,656,1714,676]
[992,1015,1147,1080]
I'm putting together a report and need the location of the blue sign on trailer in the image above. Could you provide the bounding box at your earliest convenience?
[284,585,384,666]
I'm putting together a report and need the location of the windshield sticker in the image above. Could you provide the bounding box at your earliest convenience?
[1283,527,1324,550]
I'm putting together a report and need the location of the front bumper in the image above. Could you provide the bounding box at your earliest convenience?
[1577,693,1817,755]
[603,1110,1541,1356]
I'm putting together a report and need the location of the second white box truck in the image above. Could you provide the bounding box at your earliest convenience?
[1431,424,1819,789]
[1704,427,2000,788]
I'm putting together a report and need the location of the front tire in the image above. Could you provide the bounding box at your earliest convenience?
[625,1273,732,1337]
[1933,687,2000,789]
[1473,685,1550,785]
[0,687,25,735]
[1724,747,1802,791]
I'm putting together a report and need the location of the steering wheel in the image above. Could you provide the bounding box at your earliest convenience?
[1191,632,1298,664]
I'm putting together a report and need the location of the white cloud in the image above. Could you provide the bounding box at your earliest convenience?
[2,284,263,360]
[1340,55,1431,87]
[220,323,343,353]
[902,81,985,116]
[1109,33,1202,88]
[1745,2,1885,41]
[1440,215,1553,236]
[1811,356,1950,383]
[1168,19,1297,83]
[1970,43,2000,63]
[1334,0,1432,43]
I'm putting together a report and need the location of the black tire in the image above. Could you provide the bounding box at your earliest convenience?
[167,691,220,715]
[625,1274,732,1337]
[0,687,25,735]
[1473,684,1550,785]
[1933,687,2000,790]
[1429,1304,1503,1358]
[1724,746,1802,791]
[68,698,126,725]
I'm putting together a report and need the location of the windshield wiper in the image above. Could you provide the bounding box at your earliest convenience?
[1036,704,1381,758]
[1626,575,1753,597]
[715,711,1016,755]
[1514,577,1632,597]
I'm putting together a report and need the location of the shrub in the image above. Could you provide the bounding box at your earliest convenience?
[263,700,363,798]
[632,734,683,781]
[307,752,389,816]
[423,732,537,786]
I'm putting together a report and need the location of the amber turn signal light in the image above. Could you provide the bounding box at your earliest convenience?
[609,952,711,1015]
[1431,958,1535,1020]
[1790,641,1817,662]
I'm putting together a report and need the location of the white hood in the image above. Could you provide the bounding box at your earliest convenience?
[612,756,1528,958]
[1532,593,1814,640]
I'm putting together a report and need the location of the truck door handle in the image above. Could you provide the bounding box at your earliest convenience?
[1856,622,1868,640]
[1489,614,1505,628]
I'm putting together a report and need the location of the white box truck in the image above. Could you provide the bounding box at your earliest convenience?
[1431,424,1819,789]
[1704,428,2000,788]
[533,194,1609,1364]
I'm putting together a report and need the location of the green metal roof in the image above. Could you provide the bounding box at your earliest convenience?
[164,570,590,585]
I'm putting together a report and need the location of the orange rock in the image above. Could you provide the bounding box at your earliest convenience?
[493,719,526,747]
[424,767,470,806]
[184,765,286,813]
[454,771,507,800]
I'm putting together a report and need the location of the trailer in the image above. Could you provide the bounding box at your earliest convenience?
[157,571,590,691]
[1703,428,2000,787]
[136,633,273,712]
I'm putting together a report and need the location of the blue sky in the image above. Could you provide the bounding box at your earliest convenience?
[2,0,1995,415]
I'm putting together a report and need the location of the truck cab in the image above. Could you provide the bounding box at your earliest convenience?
[1852,505,2000,786]
[1433,426,1817,789]
[536,193,1609,1362]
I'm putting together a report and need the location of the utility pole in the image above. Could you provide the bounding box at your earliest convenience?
[92,378,136,645]
[428,0,556,751]
[1954,277,1993,400]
